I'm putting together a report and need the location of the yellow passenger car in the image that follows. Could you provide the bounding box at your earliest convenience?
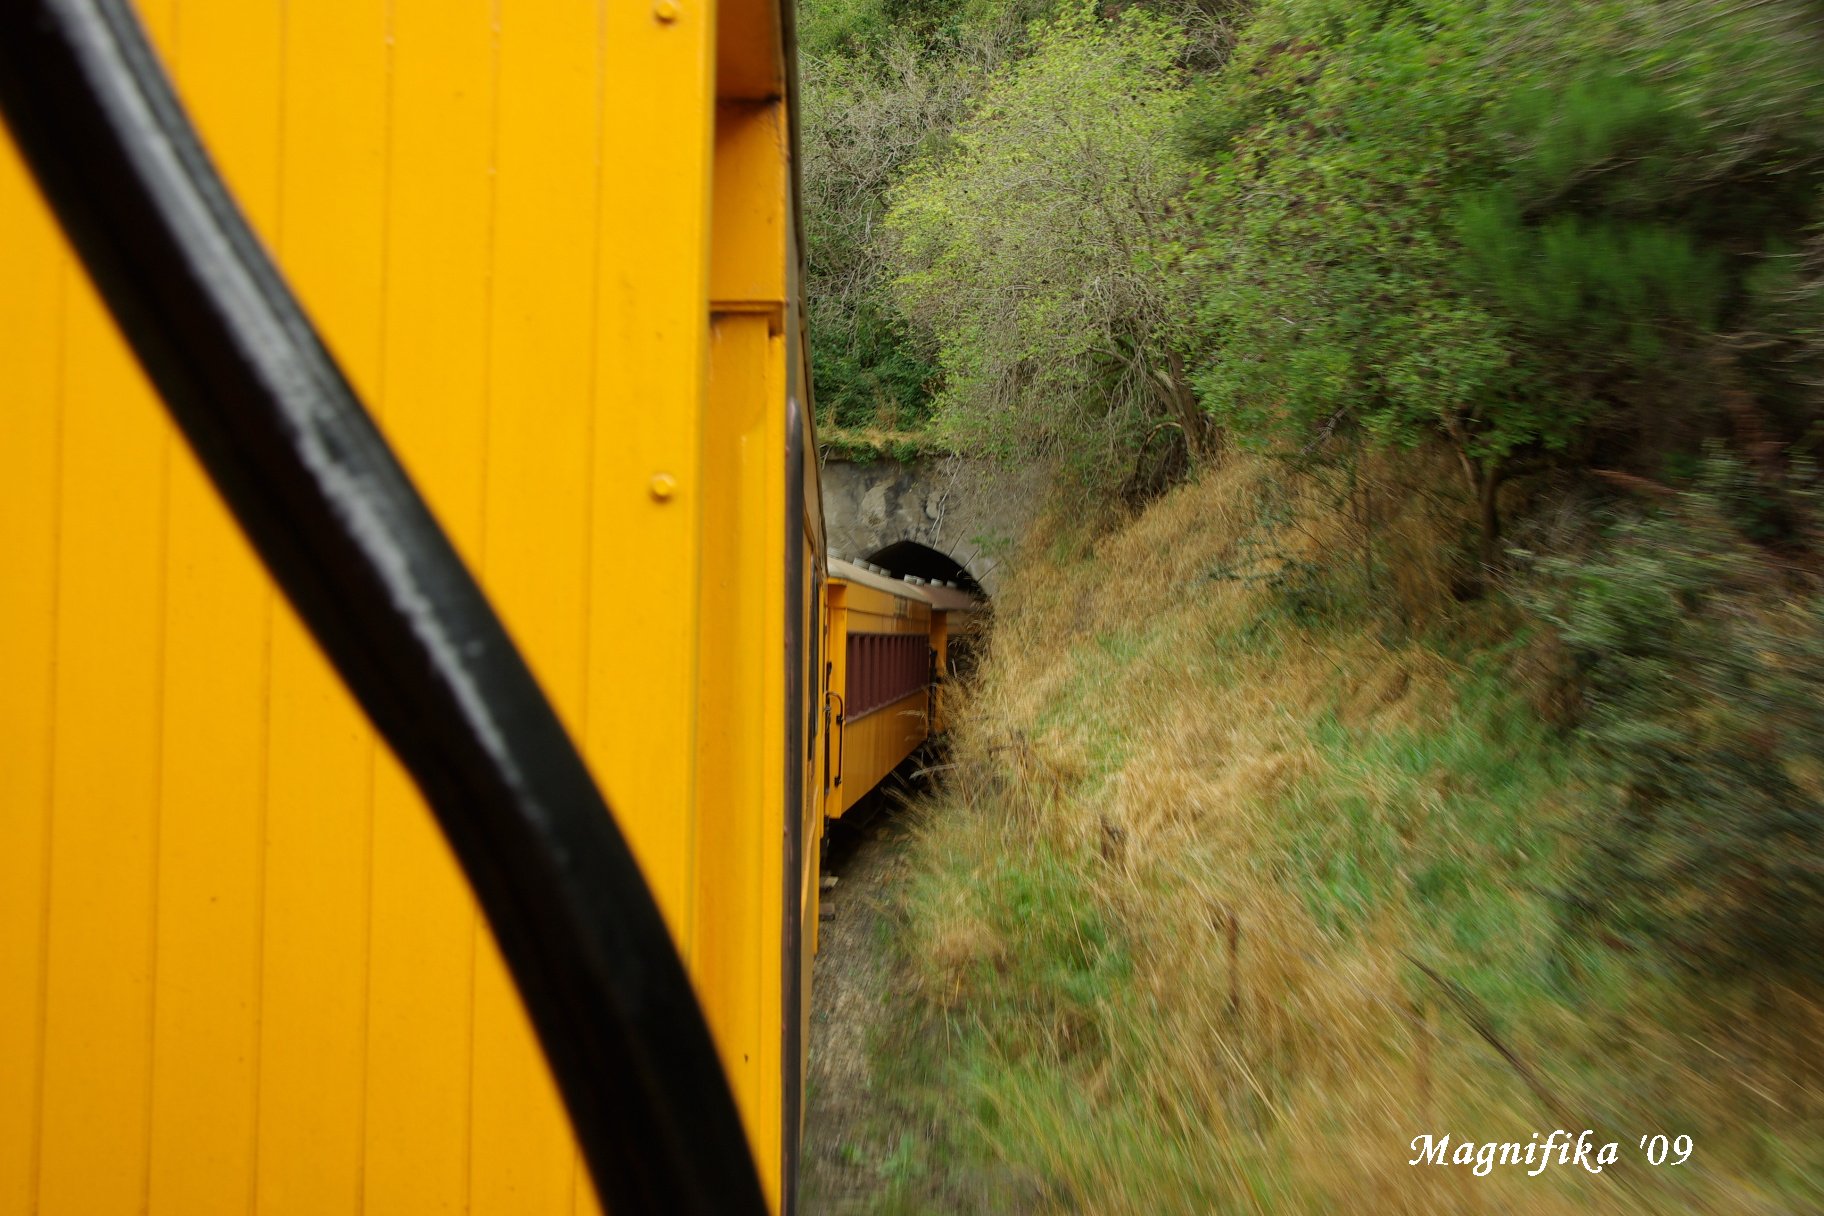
[820,559,978,818]
[0,0,826,1212]
[824,559,934,818]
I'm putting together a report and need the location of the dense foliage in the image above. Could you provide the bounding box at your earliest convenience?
[887,7,1204,469]
[799,0,1239,453]
[1547,455,1824,983]
[805,0,1823,486]
[1183,0,1824,548]
[801,0,1824,959]
[801,25,956,432]
[798,0,1043,436]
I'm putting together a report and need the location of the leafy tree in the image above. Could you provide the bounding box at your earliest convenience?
[1455,4,1824,453]
[799,0,1052,434]
[801,39,967,431]
[1182,0,1824,561]
[886,4,1207,480]
[1183,0,1543,560]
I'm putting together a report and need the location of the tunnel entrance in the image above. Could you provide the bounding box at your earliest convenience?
[864,540,984,597]
[861,540,987,685]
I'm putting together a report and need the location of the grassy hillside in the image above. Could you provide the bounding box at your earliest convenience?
[861,458,1824,1213]
[797,0,1824,1207]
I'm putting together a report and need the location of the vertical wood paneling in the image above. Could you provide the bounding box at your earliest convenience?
[34,271,171,1216]
[1,1,757,1213]
[0,131,67,1216]
[588,0,717,952]
[694,315,772,1169]
[32,2,177,1206]
[253,3,390,1212]
[145,5,283,1209]
[468,0,599,1207]
[361,3,493,1211]
[692,311,791,1207]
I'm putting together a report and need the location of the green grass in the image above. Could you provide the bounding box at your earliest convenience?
[847,456,1824,1214]
[1273,672,1621,1069]
[872,621,1824,1210]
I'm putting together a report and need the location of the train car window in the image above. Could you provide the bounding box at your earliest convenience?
[844,632,936,719]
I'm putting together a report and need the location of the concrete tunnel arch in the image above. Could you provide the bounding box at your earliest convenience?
[861,539,987,598]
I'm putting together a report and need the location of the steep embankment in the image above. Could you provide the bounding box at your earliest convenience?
[836,456,1824,1214]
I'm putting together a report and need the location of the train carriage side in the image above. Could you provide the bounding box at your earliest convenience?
[822,560,937,820]
[0,0,822,1213]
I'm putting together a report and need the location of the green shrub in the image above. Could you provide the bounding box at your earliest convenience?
[1547,454,1824,983]
[810,298,938,431]
[1182,0,1824,554]
[800,38,964,433]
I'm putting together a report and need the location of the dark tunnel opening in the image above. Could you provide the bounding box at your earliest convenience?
[862,541,984,597]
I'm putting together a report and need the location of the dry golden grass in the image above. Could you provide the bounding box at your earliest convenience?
[879,453,1824,1214]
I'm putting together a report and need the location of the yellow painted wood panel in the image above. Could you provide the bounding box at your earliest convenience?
[695,315,774,1198]
[710,101,788,314]
[0,129,66,1216]
[794,529,822,1144]
[584,0,716,963]
[34,180,174,1216]
[758,326,789,1212]
[836,693,930,817]
[841,583,933,635]
[822,585,849,807]
[253,4,389,1214]
[30,9,179,1207]
[689,73,801,1211]
[145,5,283,1210]
[360,3,496,1210]
[716,0,786,102]
[469,0,601,1209]
[828,581,932,816]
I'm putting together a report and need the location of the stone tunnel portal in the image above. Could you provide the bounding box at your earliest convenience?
[820,454,1046,599]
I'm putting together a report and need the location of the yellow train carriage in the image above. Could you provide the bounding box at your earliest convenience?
[0,0,824,1212]
[822,559,953,820]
